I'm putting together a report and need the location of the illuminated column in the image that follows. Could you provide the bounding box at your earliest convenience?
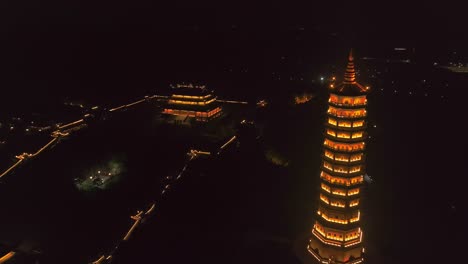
[308,50,369,264]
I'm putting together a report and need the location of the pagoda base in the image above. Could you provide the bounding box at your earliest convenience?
[308,235,363,264]
[294,233,364,264]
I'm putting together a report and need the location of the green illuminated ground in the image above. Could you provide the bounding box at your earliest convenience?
[74,157,125,191]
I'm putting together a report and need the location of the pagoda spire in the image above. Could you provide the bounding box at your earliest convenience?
[343,49,356,84]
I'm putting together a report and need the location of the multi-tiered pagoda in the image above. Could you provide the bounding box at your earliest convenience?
[162,84,222,122]
[307,50,369,264]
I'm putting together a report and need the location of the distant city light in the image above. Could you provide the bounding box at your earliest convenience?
[320,77,324,81]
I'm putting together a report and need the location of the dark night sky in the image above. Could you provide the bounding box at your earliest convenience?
[0,1,467,107]
[0,2,466,263]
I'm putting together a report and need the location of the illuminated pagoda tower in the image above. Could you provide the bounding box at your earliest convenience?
[307,50,369,264]
[162,83,222,122]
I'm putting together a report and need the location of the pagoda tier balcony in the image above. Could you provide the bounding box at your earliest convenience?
[321,165,365,178]
[312,224,363,246]
[324,132,368,143]
[310,231,363,251]
[327,113,367,121]
[326,117,366,130]
[328,101,367,109]
[319,185,364,199]
[325,124,367,131]
[320,174,364,188]
[323,145,366,155]
[323,139,366,153]
[315,220,362,235]
[322,154,366,165]
[324,149,366,158]
[315,213,361,230]
[320,183,361,196]
[319,199,361,210]
[317,208,360,224]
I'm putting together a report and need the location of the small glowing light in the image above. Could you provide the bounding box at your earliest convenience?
[98,171,101,174]
[320,77,324,81]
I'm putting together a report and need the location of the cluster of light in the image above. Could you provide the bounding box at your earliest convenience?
[321,171,347,186]
[329,94,367,106]
[345,233,360,241]
[172,83,206,89]
[328,106,367,118]
[324,150,334,159]
[353,120,364,127]
[350,154,363,162]
[314,223,327,237]
[323,163,362,174]
[163,107,221,119]
[321,183,331,193]
[330,201,345,208]
[324,139,365,152]
[328,118,365,128]
[335,155,349,162]
[344,230,363,248]
[351,176,364,185]
[172,94,211,99]
[316,223,361,244]
[349,166,361,173]
[324,230,345,242]
[326,130,364,139]
[334,166,348,173]
[325,151,362,163]
[332,188,347,196]
[315,223,349,242]
[168,97,216,105]
[349,199,359,207]
[321,172,363,187]
[338,121,352,127]
[320,194,330,204]
[294,93,314,104]
[323,162,334,171]
[318,211,348,224]
[337,132,351,138]
[348,188,360,196]
[312,229,342,246]
[350,211,361,223]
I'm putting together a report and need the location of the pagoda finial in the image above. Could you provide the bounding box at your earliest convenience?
[343,48,356,84]
[348,49,354,62]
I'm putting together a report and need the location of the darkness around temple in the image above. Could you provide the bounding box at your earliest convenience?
[0,2,465,264]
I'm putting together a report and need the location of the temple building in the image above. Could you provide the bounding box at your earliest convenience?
[162,84,222,122]
[307,50,369,264]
